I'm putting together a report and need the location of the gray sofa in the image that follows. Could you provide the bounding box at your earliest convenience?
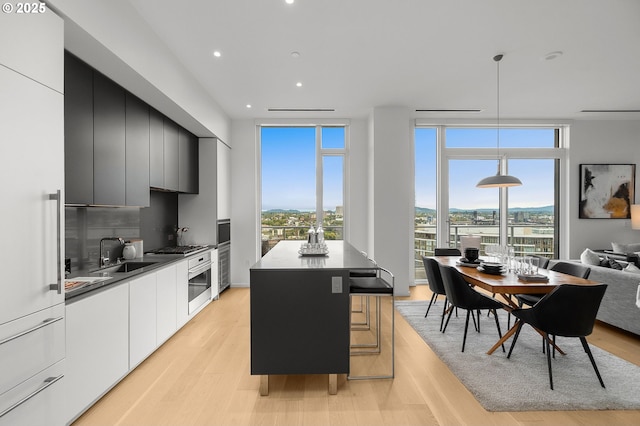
[549,259,640,335]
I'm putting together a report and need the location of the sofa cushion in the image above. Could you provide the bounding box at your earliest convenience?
[580,248,602,266]
[611,242,640,253]
[624,263,640,274]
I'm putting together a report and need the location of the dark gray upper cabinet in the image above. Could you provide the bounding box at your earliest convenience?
[163,118,179,191]
[125,94,150,206]
[149,108,164,189]
[179,128,199,193]
[64,54,94,205]
[93,72,126,206]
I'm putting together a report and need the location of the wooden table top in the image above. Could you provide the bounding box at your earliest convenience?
[434,256,600,295]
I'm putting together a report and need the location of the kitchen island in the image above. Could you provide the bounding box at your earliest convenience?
[250,240,377,395]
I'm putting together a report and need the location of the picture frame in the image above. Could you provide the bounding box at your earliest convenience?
[579,163,635,219]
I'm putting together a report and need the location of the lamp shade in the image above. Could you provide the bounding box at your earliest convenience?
[631,204,640,230]
[476,173,523,188]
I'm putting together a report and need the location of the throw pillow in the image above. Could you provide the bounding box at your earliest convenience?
[608,258,623,270]
[599,258,611,268]
[580,248,602,266]
[624,263,640,274]
[611,242,640,253]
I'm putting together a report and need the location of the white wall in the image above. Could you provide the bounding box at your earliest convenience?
[48,0,230,141]
[567,120,640,258]
[370,107,414,296]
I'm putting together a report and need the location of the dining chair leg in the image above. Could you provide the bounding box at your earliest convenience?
[580,337,606,388]
[442,308,454,333]
[462,310,471,352]
[507,321,524,358]
[439,298,448,331]
[491,309,505,352]
[470,309,478,332]
[544,332,554,390]
[425,292,437,317]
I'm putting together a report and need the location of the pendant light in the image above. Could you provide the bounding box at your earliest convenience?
[476,54,522,188]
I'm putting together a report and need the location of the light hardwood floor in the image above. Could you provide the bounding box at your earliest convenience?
[73,286,640,426]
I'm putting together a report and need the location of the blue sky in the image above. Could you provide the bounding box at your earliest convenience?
[261,127,344,211]
[262,126,555,212]
[416,128,556,210]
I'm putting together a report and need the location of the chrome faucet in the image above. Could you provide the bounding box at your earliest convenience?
[99,237,124,267]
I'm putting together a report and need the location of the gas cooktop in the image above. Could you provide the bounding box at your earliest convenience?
[146,245,209,256]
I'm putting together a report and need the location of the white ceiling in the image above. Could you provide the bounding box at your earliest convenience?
[127,0,640,121]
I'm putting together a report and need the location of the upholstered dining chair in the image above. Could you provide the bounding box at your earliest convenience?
[507,284,608,390]
[434,247,462,256]
[516,261,591,308]
[422,257,449,330]
[438,264,506,352]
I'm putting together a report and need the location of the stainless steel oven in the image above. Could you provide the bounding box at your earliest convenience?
[188,251,212,314]
[217,219,230,293]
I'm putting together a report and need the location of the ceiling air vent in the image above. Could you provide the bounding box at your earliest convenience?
[268,108,335,112]
[581,109,640,113]
[416,109,482,113]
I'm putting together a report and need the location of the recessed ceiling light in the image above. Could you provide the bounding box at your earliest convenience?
[246,104,252,109]
[213,51,221,58]
[296,82,302,87]
[291,51,301,58]
[285,0,295,4]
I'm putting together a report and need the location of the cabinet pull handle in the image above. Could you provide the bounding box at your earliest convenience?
[0,317,63,347]
[48,190,62,294]
[0,374,64,418]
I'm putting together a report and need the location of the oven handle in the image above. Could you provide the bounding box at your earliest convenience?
[188,262,211,280]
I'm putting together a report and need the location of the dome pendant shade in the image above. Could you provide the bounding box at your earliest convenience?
[476,173,523,188]
[476,53,522,189]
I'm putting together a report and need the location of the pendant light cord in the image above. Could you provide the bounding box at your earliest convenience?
[494,54,503,173]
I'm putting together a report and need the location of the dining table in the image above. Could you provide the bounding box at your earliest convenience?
[434,255,601,355]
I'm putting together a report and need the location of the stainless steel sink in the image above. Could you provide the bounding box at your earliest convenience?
[112,261,158,273]
[91,261,158,274]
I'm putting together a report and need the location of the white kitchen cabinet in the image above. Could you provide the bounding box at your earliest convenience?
[0,9,65,426]
[65,283,129,423]
[156,265,177,345]
[129,274,157,368]
[0,360,65,426]
[176,260,190,328]
[0,7,63,92]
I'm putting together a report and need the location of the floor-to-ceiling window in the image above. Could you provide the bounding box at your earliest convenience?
[260,125,347,255]
[415,125,562,282]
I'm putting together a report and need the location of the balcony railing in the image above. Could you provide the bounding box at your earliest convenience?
[261,223,556,281]
[414,224,555,280]
[261,225,344,255]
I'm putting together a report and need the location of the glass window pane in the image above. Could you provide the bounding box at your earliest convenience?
[261,127,316,253]
[446,128,556,148]
[449,159,501,255]
[508,159,556,258]
[322,156,343,240]
[414,128,437,279]
[321,126,345,149]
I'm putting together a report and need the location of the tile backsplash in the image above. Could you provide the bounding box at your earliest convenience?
[65,191,178,272]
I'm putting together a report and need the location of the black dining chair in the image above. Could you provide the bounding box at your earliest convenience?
[422,257,449,330]
[507,284,608,390]
[515,261,591,308]
[434,248,462,256]
[438,264,506,352]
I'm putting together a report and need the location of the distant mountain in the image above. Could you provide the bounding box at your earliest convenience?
[262,209,303,214]
[416,205,554,214]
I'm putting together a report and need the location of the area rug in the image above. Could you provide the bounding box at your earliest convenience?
[396,300,640,412]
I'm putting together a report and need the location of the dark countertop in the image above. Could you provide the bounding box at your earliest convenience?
[65,245,216,302]
[250,240,376,271]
